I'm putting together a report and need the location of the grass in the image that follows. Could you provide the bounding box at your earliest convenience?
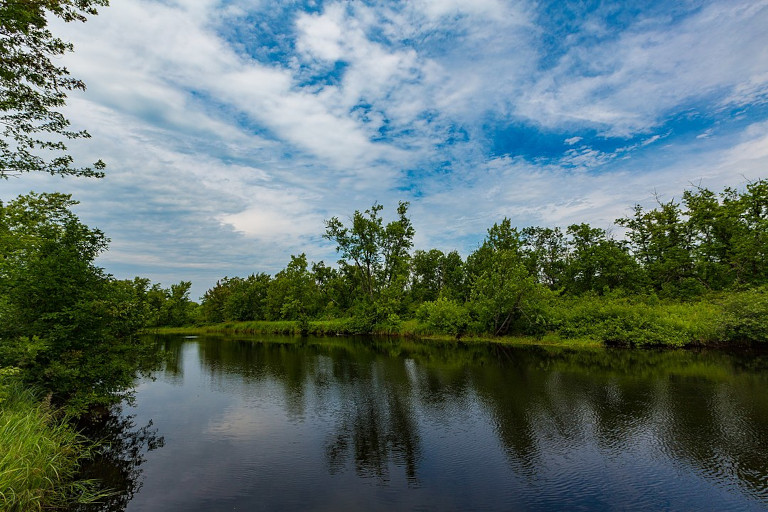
[147,318,604,349]
[0,378,108,511]
[151,318,352,336]
[148,289,768,349]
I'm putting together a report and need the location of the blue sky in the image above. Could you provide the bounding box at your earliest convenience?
[4,0,768,299]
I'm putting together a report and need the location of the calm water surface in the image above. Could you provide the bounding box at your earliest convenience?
[81,335,768,511]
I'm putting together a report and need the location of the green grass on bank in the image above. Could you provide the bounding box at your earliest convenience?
[0,372,107,512]
[147,317,602,349]
[148,289,768,349]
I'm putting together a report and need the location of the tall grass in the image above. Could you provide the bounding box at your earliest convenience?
[0,379,106,511]
[150,288,768,348]
[152,318,355,336]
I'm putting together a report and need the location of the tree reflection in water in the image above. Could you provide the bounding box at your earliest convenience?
[79,335,768,510]
[324,358,421,484]
[70,406,164,512]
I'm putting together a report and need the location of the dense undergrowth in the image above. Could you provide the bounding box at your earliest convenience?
[154,287,768,348]
[0,371,107,511]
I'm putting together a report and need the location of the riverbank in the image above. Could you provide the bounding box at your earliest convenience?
[148,289,767,349]
[147,319,603,348]
[0,374,105,511]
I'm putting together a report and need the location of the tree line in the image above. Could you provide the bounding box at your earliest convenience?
[192,180,767,342]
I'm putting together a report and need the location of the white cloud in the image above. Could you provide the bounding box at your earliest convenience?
[516,0,768,135]
[295,4,346,61]
[217,189,323,241]
[564,136,582,145]
[9,0,762,298]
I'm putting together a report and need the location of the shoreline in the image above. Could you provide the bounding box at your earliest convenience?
[143,321,747,350]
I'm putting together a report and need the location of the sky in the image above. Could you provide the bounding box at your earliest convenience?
[4,0,768,300]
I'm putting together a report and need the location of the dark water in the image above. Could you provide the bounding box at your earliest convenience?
[81,335,768,511]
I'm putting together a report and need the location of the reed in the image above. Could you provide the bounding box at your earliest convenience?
[0,381,107,511]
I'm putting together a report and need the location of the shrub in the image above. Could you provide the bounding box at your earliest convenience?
[720,286,768,343]
[416,298,470,337]
[551,294,722,347]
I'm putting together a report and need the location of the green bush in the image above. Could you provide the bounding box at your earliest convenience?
[551,294,722,347]
[416,297,470,337]
[720,287,768,343]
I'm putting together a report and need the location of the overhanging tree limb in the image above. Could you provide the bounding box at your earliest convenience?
[0,0,108,179]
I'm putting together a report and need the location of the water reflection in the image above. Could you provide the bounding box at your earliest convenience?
[324,354,421,484]
[72,407,164,512]
[93,335,768,510]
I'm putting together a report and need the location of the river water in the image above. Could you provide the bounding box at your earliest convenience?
[79,334,768,511]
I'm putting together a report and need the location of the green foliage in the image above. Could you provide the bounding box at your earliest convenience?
[143,280,196,327]
[0,0,108,178]
[465,223,555,337]
[195,181,768,345]
[720,286,768,342]
[551,294,723,347]
[199,278,231,324]
[563,223,643,294]
[0,375,108,511]
[324,202,414,330]
[200,275,266,324]
[618,198,695,295]
[0,193,154,414]
[0,366,21,405]
[266,253,319,320]
[324,202,414,299]
[312,261,353,316]
[410,249,466,305]
[521,226,568,288]
[416,297,470,337]
[618,179,768,295]
[223,274,269,322]
[410,249,445,303]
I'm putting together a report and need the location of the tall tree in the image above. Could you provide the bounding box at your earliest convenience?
[564,223,641,294]
[521,226,568,288]
[1,0,107,178]
[0,192,151,413]
[410,249,445,304]
[324,202,414,303]
[266,254,319,321]
[617,198,696,295]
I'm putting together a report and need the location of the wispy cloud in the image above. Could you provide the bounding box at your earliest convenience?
[3,0,766,299]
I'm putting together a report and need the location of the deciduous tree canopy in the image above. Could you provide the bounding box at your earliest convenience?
[0,0,107,178]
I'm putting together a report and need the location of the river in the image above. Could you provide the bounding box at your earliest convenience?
[77,334,768,511]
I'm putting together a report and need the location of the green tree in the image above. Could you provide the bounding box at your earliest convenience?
[266,254,319,321]
[323,202,414,326]
[410,249,466,305]
[617,198,697,296]
[0,192,152,414]
[161,281,195,326]
[440,250,466,302]
[1,0,107,178]
[199,278,232,324]
[564,223,641,295]
[728,179,768,285]
[416,297,470,337]
[222,273,270,322]
[312,261,354,316]
[410,249,445,304]
[465,218,524,286]
[521,226,568,288]
[465,220,552,336]
[683,185,737,290]
[470,250,545,336]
